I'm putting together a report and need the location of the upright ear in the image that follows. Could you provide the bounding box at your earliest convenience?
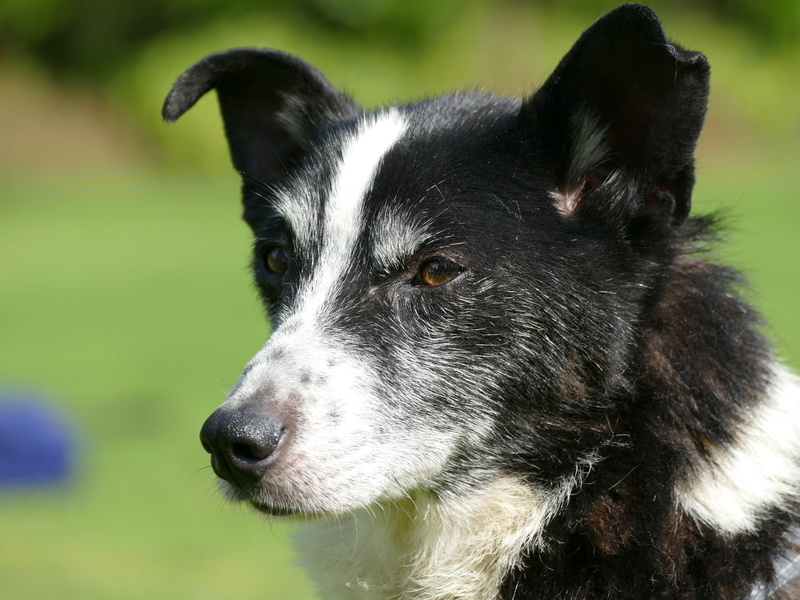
[163,48,358,230]
[523,4,709,237]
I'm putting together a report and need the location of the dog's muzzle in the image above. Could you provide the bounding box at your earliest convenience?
[199,407,286,488]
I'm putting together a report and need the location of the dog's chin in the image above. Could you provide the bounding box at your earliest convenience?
[246,495,367,520]
[229,489,310,517]
[221,477,394,519]
[237,487,332,518]
[219,481,304,517]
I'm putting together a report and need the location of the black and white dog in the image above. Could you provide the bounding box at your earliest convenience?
[164,4,800,599]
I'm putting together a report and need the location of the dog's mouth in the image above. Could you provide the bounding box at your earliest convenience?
[218,474,332,518]
[220,481,311,517]
[248,499,303,517]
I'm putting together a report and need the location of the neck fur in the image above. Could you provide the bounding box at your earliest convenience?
[296,476,568,600]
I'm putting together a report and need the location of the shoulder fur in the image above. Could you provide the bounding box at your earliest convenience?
[676,364,800,535]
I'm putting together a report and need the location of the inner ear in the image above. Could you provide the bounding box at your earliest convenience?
[551,109,613,218]
[523,4,709,228]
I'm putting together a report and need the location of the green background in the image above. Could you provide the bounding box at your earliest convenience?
[1,1,798,598]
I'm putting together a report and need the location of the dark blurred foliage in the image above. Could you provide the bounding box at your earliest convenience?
[697,0,800,42]
[536,0,800,47]
[1,0,798,82]
[0,0,463,81]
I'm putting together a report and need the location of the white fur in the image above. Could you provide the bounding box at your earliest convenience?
[295,109,407,321]
[271,180,317,257]
[272,108,407,274]
[567,109,609,183]
[297,475,574,600]
[551,109,609,218]
[371,205,434,273]
[675,363,800,536]
[551,183,585,218]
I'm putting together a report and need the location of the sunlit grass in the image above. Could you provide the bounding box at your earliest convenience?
[0,173,314,600]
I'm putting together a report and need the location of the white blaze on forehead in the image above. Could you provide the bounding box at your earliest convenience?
[371,205,434,272]
[294,109,407,322]
[326,109,407,252]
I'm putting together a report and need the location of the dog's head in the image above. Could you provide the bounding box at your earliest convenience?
[164,4,709,515]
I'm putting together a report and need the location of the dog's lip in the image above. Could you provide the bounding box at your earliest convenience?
[248,499,307,517]
[223,483,301,516]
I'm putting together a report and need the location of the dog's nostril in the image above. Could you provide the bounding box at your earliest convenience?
[231,439,276,463]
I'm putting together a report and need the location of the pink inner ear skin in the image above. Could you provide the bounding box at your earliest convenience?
[551,182,584,218]
[552,167,611,218]
[646,195,661,208]
[647,181,677,210]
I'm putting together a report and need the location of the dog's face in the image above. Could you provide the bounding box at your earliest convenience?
[164,4,709,516]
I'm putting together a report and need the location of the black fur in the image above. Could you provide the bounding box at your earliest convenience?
[164,4,800,599]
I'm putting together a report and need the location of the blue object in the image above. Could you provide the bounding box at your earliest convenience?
[0,393,75,486]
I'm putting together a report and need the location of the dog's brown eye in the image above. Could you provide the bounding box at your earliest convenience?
[417,258,462,287]
[264,245,289,276]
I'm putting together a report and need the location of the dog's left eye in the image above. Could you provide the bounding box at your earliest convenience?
[415,258,463,287]
[262,245,290,277]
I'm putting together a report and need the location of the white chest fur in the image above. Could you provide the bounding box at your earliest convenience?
[295,477,568,600]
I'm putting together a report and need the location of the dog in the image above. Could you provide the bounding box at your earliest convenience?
[163,4,800,599]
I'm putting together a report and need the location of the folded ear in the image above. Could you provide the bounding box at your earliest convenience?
[163,48,358,230]
[523,4,709,238]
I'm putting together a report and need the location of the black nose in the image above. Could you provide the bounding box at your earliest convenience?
[199,407,285,487]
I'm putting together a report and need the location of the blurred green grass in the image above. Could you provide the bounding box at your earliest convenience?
[0,2,798,598]
[0,174,316,599]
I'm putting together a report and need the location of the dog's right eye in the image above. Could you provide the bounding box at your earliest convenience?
[415,258,463,287]
[262,245,289,277]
